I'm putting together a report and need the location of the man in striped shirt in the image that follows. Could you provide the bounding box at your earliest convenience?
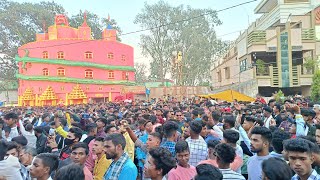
[215,143,245,180]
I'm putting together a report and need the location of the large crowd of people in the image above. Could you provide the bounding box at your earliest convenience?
[0,93,320,180]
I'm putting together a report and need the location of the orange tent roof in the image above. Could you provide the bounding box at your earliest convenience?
[204,90,255,102]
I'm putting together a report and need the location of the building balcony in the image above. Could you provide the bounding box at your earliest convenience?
[255,65,313,87]
[301,28,315,41]
[247,31,266,46]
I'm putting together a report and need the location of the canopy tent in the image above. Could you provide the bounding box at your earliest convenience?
[198,90,255,102]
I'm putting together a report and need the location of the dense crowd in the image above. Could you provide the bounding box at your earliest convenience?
[0,94,320,180]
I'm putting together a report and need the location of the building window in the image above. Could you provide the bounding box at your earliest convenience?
[122,72,129,80]
[108,53,114,59]
[121,55,126,61]
[60,86,65,91]
[57,51,64,59]
[86,86,89,91]
[85,69,93,79]
[42,68,49,76]
[108,71,114,79]
[217,71,222,82]
[240,59,248,72]
[85,51,93,59]
[225,67,230,79]
[57,67,65,76]
[43,51,49,59]
[98,87,103,91]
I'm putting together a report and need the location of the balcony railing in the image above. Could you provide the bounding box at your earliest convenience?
[301,28,315,41]
[248,31,266,45]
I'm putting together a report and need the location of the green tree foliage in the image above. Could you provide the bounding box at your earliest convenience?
[134,1,228,85]
[0,0,122,84]
[311,70,320,102]
[69,10,122,41]
[134,62,148,85]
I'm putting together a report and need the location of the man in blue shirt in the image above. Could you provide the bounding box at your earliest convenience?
[160,121,179,157]
[103,133,137,180]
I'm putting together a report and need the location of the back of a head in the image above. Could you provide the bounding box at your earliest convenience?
[149,147,176,176]
[223,129,239,144]
[55,163,84,180]
[163,121,178,138]
[272,130,290,154]
[12,136,28,147]
[195,164,223,180]
[262,157,293,180]
[207,140,220,149]
[215,143,236,164]
[190,120,202,135]
[104,133,126,150]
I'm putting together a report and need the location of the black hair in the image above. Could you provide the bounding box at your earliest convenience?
[0,140,8,160]
[36,153,59,174]
[244,116,255,123]
[96,117,108,126]
[271,130,290,154]
[207,140,220,149]
[72,142,89,155]
[12,136,28,147]
[25,123,33,131]
[251,126,272,143]
[104,124,118,134]
[215,143,236,164]
[162,121,179,138]
[211,111,221,122]
[149,147,176,176]
[274,103,281,111]
[189,120,202,134]
[149,132,163,143]
[4,112,18,120]
[104,133,126,150]
[6,141,19,151]
[106,117,115,124]
[69,127,83,140]
[262,157,293,180]
[297,136,320,153]
[138,119,146,125]
[85,123,97,133]
[54,163,85,180]
[3,126,11,133]
[195,164,223,180]
[223,115,235,128]
[175,140,189,154]
[283,138,315,155]
[316,124,320,130]
[95,136,105,142]
[34,126,43,134]
[223,130,239,144]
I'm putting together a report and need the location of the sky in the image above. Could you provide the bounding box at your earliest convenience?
[14,0,261,65]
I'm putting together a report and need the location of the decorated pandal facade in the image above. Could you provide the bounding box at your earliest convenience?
[18,85,88,106]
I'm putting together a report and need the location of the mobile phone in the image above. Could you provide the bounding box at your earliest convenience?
[49,128,55,136]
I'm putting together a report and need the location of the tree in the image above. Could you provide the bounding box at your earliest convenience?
[134,62,148,85]
[311,70,320,102]
[134,1,227,85]
[0,0,66,83]
[69,10,122,41]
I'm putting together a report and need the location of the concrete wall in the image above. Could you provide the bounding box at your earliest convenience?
[0,90,18,104]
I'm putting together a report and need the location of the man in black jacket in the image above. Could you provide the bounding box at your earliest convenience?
[34,127,47,154]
